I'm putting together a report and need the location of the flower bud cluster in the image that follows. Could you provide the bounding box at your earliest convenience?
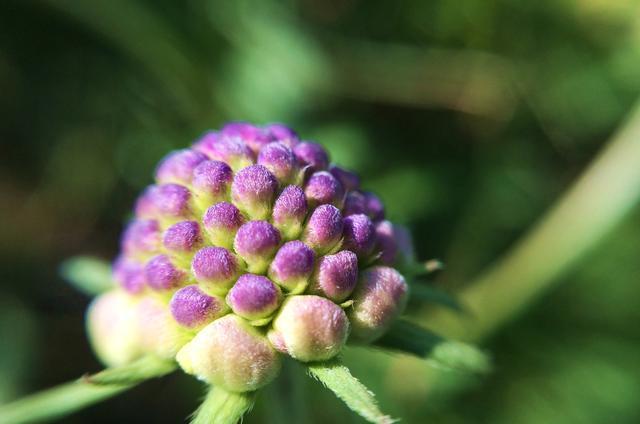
[87,122,412,392]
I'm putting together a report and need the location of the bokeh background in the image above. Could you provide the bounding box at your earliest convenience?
[2,1,640,423]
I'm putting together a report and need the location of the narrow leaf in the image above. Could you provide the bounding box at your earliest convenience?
[376,320,491,374]
[0,356,174,424]
[60,256,113,296]
[307,360,394,424]
[375,319,444,357]
[191,386,255,424]
[84,355,177,385]
[409,283,462,311]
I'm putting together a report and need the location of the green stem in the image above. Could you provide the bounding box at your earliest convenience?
[0,356,176,424]
[191,386,255,424]
[425,102,640,342]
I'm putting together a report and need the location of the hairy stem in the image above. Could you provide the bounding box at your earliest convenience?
[191,386,255,424]
[0,356,176,424]
[426,102,640,342]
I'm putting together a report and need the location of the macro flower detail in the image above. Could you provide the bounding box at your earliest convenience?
[75,122,434,423]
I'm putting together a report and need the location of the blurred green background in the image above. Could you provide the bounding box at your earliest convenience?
[1,0,640,423]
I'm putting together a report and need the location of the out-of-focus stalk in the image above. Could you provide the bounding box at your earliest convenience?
[426,102,640,342]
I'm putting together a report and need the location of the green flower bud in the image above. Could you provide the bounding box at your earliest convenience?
[86,290,143,367]
[136,296,193,359]
[268,295,349,362]
[177,314,281,392]
[348,266,408,343]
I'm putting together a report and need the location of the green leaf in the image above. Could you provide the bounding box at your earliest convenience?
[409,283,462,311]
[84,355,177,385]
[375,319,445,357]
[0,356,176,424]
[307,360,394,424]
[376,320,491,375]
[60,256,113,296]
[191,386,255,424]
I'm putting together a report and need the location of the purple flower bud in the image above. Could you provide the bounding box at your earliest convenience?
[221,122,274,154]
[363,192,385,222]
[191,247,241,295]
[135,184,192,222]
[268,295,349,362]
[144,254,188,291]
[87,290,143,367]
[304,171,345,208]
[342,191,366,217]
[393,224,416,265]
[137,296,192,359]
[163,221,203,258]
[233,221,281,273]
[309,250,358,302]
[226,274,282,321]
[202,202,245,249]
[231,165,278,220]
[257,142,297,184]
[170,285,228,329]
[374,220,399,265]
[265,123,300,147]
[194,131,254,171]
[191,160,233,210]
[121,219,160,257]
[155,149,207,185]
[348,266,409,342]
[272,185,307,240]
[113,256,147,294]
[177,314,281,392]
[302,204,343,254]
[342,214,376,259]
[329,165,360,191]
[293,141,329,171]
[268,241,315,294]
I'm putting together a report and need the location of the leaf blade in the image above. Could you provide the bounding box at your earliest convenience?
[307,360,394,424]
[0,356,174,424]
[376,320,491,375]
[60,256,113,296]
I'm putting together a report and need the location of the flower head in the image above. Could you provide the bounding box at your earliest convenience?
[91,122,412,393]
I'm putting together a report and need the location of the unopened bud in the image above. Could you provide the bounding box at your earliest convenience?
[121,219,161,258]
[302,204,343,254]
[268,241,315,294]
[135,184,193,224]
[293,141,329,171]
[191,246,242,295]
[191,160,233,211]
[144,254,188,291]
[233,221,281,274]
[226,274,282,321]
[231,165,278,220]
[177,314,281,392]
[194,131,254,171]
[202,202,245,249]
[257,142,298,184]
[86,290,143,367]
[272,185,307,240]
[136,296,192,359]
[329,165,360,191]
[265,123,300,148]
[268,295,349,362]
[304,171,345,209]
[170,284,228,330]
[308,250,358,302]
[348,266,408,343]
[155,149,207,185]
[113,256,147,294]
[342,214,376,259]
